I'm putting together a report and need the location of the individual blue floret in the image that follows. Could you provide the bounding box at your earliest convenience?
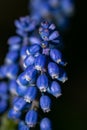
[40,95,51,112]
[26,44,41,56]
[8,108,21,120]
[40,117,52,130]
[47,81,62,98]
[50,48,67,66]
[24,65,37,84]
[6,64,19,79]
[48,62,59,79]
[20,46,28,60]
[13,97,27,111]
[17,72,29,87]
[5,50,19,64]
[23,55,35,69]
[35,54,47,71]
[16,85,28,97]
[8,36,21,47]
[57,67,68,83]
[9,80,18,95]
[24,86,38,103]
[37,73,48,92]
[18,121,30,130]
[25,110,38,127]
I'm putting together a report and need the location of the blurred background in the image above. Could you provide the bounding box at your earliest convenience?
[0,0,86,130]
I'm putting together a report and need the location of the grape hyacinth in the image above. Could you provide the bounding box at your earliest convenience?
[0,0,74,129]
[29,0,74,30]
[0,16,39,126]
[7,20,68,130]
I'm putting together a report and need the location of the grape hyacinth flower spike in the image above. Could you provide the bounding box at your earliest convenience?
[7,20,68,130]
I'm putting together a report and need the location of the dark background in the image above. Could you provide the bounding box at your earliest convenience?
[0,0,87,130]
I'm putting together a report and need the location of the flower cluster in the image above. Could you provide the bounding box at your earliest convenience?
[0,0,74,129]
[29,0,74,29]
[0,82,8,113]
[8,20,68,130]
[0,16,38,116]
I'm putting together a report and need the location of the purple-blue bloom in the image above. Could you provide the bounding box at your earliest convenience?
[25,110,38,127]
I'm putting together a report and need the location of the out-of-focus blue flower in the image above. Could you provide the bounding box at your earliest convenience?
[40,95,51,112]
[25,110,38,127]
[0,99,8,113]
[40,117,52,130]
[26,44,41,56]
[5,50,19,64]
[20,46,28,60]
[8,36,21,47]
[9,80,18,95]
[23,55,35,69]
[0,65,8,78]
[30,0,74,30]
[18,121,30,130]
[14,16,37,37]
[8,109,21,119]
[13,97,27,111]
[6,64,19,79]
[0,82,8,94]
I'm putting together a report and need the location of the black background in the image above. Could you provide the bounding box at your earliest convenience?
[0,0,87,130]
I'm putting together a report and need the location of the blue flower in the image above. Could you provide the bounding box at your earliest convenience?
[13,97,27,111]
[16,85,28,97]
[0,82,8,94]
[48,81,62,98]
[37,73,48,92]
[50,48,62,63]
[40,95,51,112]
[40,117,52,130]
[17,72,29,87]
[14,16,37,37]
[8,36,21,47]
[26,44,41,56]
[6,64,19,79]
[24,86,38,103]
[23,55,35,69]
[24,66,37,84]
[35,54,47,71]
[25,110,38,127]
[49,31,59,41]
[5,50,19,64]
[18,121,30,130]
[0,65,8,78]
[20,46,28,60]
[57,67,68,83]
[48,62,59,79]
[50,48,67,66]
[8,109,21,119]
[9,80,18,95]
[0,99,8,113]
